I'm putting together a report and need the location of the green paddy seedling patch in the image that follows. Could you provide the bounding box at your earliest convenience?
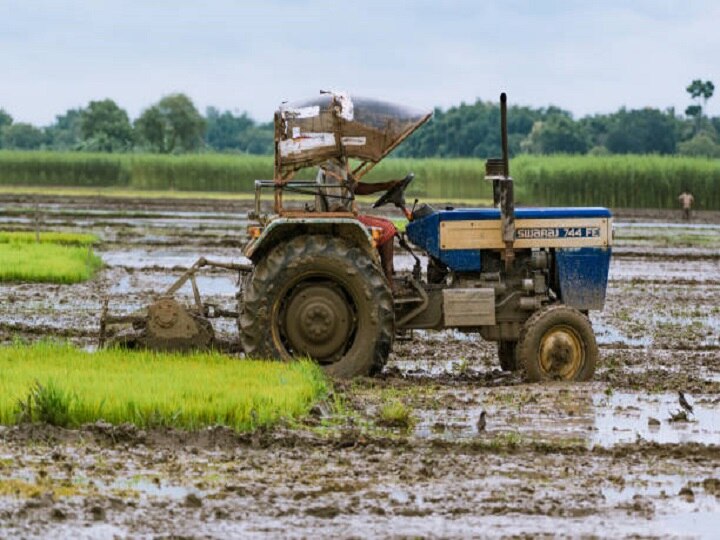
[0,241,102,283]
[0,342,328,432]
[0,231,99,246]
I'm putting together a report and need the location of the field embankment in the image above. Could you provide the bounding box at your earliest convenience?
[1,151,718,208]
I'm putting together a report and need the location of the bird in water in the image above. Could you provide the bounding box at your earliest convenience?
[476,411,487,433]
[678,391,694,415]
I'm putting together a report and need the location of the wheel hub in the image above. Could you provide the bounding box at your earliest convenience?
[283,283,353,361]
[538,325,584,379]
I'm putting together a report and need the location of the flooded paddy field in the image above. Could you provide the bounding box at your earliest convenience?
[0,194,718,537]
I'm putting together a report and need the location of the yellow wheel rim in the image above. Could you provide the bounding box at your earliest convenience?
[538,324,584,379]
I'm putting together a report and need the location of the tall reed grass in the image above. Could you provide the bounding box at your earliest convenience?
[512,154,720,209]
[1,151,718,208]
[0,151,491,199]
[0,342,328,431]
[0,151,130,187]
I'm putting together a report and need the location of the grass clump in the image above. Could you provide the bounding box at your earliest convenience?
[0,478,80,499]
[15,380,74,427]
[377,399,415,429]
[0,242,102,283]
[0,342,328,432]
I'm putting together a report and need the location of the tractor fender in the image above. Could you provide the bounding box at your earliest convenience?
[244,217,379,265]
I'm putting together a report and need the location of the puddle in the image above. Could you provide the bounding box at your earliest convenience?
[593,319,653,348]
[610,257,720,282]
[614,221,720,231]
[409,387,720,447]
[100,249,247,269]
[592,392,720,446]
[108,271,239,297]
[110,477,191,499]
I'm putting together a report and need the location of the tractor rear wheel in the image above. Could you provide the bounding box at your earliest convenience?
[497,341,518,371]
[238,235,394,378]
[517,304,597,382]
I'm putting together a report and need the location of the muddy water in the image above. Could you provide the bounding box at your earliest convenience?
[1,195,719,537]
[407,385,720,446]
[1,428,718,538]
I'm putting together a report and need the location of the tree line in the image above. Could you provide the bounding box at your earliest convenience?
[0,80,717,157]
[396,80,718,158]
[0,94,275,155]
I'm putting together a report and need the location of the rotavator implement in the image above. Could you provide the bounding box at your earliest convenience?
[101,92,613,381]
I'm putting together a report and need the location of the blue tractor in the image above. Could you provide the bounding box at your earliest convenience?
[102,92,612,382]
[238,92,612,381]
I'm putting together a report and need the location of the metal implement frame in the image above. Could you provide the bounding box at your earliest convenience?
[99,257,253,347]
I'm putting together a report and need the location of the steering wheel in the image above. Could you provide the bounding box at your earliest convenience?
[372,173,415,209]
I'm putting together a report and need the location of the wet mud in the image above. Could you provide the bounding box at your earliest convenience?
[0,194,718,537]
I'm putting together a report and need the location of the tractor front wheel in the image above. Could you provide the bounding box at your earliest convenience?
[238,235,394,378]
[517,304,598,382]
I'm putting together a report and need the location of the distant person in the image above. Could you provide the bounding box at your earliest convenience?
[678,191,694,220]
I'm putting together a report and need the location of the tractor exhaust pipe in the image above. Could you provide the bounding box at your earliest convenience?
[501,92,509,178]
[485,93,515,268]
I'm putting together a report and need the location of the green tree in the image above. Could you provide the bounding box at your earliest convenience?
[685,79,714,133]
[205,107,253,150]
[686,79,714,112]
[521,115,590,154]
[205,107,274,154]
[0,108,13,149]
[578,115,611,149]
[46,108,84,150]
[0,109,12,129]
[135,93,205,153]
[605,108,677,154]
[1,123,45,150]
[711,117,720,138]
[134,106,164,152]
[677,131,720,157]
[394,99,574,158]
[237,124,274,154]
[80,99,133,152]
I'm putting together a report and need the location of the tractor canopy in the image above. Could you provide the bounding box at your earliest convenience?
[275,92,431,179]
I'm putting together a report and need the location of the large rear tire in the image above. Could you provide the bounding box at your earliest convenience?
[517,304,598,382]
[239,235,394,378]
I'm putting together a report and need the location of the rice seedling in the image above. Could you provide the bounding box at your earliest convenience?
[0,242,102,283]
[377,399,415,429]
[0,342,328,432]
[0,231,98,246]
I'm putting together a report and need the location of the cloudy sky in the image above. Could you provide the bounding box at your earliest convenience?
[1,0,718,125]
